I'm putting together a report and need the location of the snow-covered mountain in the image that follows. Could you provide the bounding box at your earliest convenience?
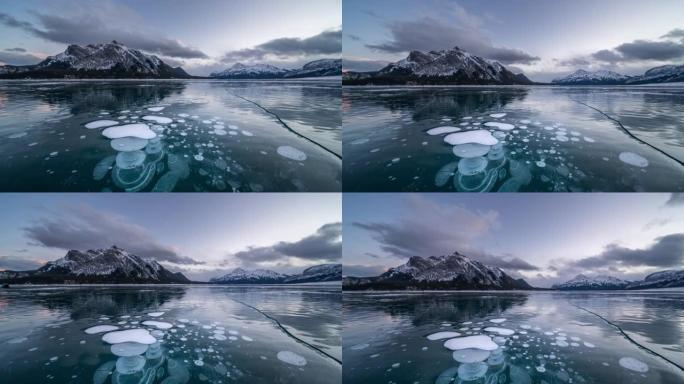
[552,69,631,85]
[552,274,630,290]
[210,58,341,79]
[0,246,190,284]
[343,251,533,290]
[626,270,684,289]
[343,47,533,85]
[210,263,342,284]
[626,65,684,84]
[0,41,190,79]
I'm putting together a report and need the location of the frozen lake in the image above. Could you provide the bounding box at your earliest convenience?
[0,79,341,192]
[343,86,684,192]
[0,285,341,384]
[343,290,684,384]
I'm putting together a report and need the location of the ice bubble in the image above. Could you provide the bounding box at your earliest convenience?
[85,325,119,334]
[484,327,514,336]
[427,331,461,341]
[147,107,165,112]
[452,348,491,363]
[178,113,189,118]
[85,120,119,129]
[277,146,307,161]
[277,351,307,366]
[444,335,498,351]
[242,335,253,341]
[115,151,146,170]
[619,357,649,372]
[427,126,461,135]
[584,342,595,348]
[8,337,28,344]
[452,143,491,158]
[619,152,648,168]
[435,161,458,187]
[536,160,546,168]
[102,124,156,139]
[489,318,506,324]
[489,113,507,118]
[194,360,204,366]
[142,321,172,330]
[111,137,148,152]
[484,122,515,131]
[457,157,488,176]
[147,312,164,317]
[111,342,148,357]
[241,130,254,136]
[102,329,156,345]
[142,116,173,124]
[557,340,569,347]
[444,130,498,146]
[214,334,227,341]
[350,343,369,350]
[584,137,595,142]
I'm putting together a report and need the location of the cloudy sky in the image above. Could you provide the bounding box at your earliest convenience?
[344,0,684,81]
[0,0,341,75]
[344,193,684,288]
[0,194,341,281]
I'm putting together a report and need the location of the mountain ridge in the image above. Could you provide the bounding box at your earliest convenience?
[552,270,684,290]
[209,58,341,79]
[552,65,684,85]
[210,263,342,284]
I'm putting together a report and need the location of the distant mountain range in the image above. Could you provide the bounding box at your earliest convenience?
[0,246,190,284]
[209,263,342,284]
[552,65,684,85]
[209,58,342,79]
[343,47,534,85]
[553,270,684,290]
[0,41,191,79]
[343,251,534,290]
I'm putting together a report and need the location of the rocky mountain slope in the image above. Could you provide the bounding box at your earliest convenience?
[343,47,534,85]
[552,65,684,85]
[552,274,630,290]
[343,251,534,290]
[210,263,342,284]
[0,246,190,284]
[209,58,341,79]
[0,41,191,79]
[626,270,684,289]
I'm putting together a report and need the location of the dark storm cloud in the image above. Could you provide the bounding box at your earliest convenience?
[615,40,684,61]
[23,204,201,265]
[342,58,389,72]
[365,17,539,65]
[233,222,342,265]
[5,47,26,52]
[0,11,207,59]
[346,34,362,41]
[665,193,684,207]
[591,49,623,63]
[0,256,43,271]
[221,30,341,63]
[570,233,684,269]
[661,28,684,39]
[0,50,43,65]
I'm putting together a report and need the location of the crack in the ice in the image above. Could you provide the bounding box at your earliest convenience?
[231,298,342,365]
[571,303,684,372]
[231,93,342,160]
[571,98,684,167]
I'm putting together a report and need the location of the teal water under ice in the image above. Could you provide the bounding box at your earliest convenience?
[0,79,341,192]
[343,85,684,192]
[343,290,684,384]
[0,285,341,384]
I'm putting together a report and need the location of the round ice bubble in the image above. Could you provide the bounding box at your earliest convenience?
[489,113,506,118]
[484,122,515,131]
[85,325,119,334]
[277,146,307,161]
[111,342,148,357]
[458,157,488,176]
[619,357,649,372]
[102,329,156,345]
[619,152,648,168]
[277,351,307,366]
[444,335,498,351]
[142,116,173,124]
[111,137,148,152]
[142,320,173,330]
[484,327,514,336]
[452,348,491,363]
[102,124,156,139]
[116,151,146,170]
[427,331,461,341]
[85,120,119,129]
[444,130,498,146]
[427,126,461,135]
[115,355,146,374]
[458,362,488,380]
[452,143,491,158]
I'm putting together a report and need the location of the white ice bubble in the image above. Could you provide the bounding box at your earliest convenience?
[458,157,488,176]
[241,130,254,137]
[85,120,119,129]
[277,351,307,366]
[619,152,648,168]
[147,107,165,112]
[142,116,173,124]
[444,130,498,146]
[111,137,148,152]
[484,327,514,336]
[427,126,461,135]
[584,137,595,143]
[147,312,164,317]
[111,342,148,357]
[452,349,491,363]
[102,329,156,345]
[350,343,369,350]
[142,321,172,330]
[619,357,649,373]
[489,113,506,118]
[277,146,307,161]
[484,122,515,131]
[452,143,490,158]
[85,325,119,335]
[444,335,498,351]
[584,342,595,348]
[214,334,227,341]
[241,335,253,341]
[116,151,145,170]
[489,318,506,324]
[102,124,156,140]
[427,331,461,341]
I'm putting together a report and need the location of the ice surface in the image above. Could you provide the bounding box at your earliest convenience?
[277,351,307,366]
[85,120,119,129]
[484,327,514,336]
[142,321,173,330]
[444,130,498,146]
[111,342,148,357]
[452,348,491,363]
[427,331,461,340]
[102,329,156,345]
[443,335,498,351]
[102,124,156,139]
[142,116,173,124]
[619,152,649,167]
[619,357,649,372]
[484,122,515,131]
[85,325,119,334]
[277,146,307,161]
[427,126,461,135]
